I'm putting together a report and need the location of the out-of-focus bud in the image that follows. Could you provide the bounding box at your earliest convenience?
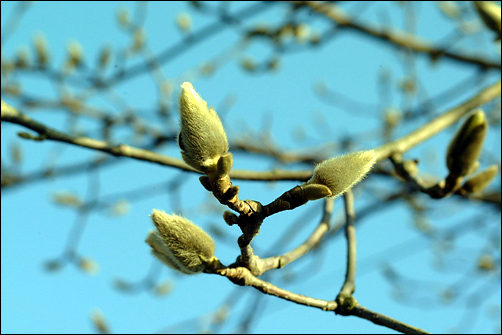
[477,254,495,272]
[306,150,377,198]
[294,23,310,43]
[132,28,146,51]
[178,82,230,178]
[474,1,501,39]
[154,280,174,297]
[446,110,488,177]
[437,1,461,19]
[146,210,216,274]
[117,7,131,28]
[91,309,110,334]
[15,46,30,69]
[79,257,99,275]
[33,33,49,67]
[241,57,257,72]
[461,165,498,193]
[98,45,112,69]
[53,191,83,208]
[176,12,192,33]
[65,40,84,71]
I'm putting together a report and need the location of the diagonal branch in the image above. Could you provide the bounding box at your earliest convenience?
[300,1,501,70]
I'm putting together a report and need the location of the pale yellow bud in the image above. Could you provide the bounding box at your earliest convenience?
[53,191,83,208]
[294,23,310,43]
[91,309,110,334]
[33,32,49,66]
[478,254,495,272]
[438,1,461,19]
[176,13,192,33]
[474,1,501,38]
[146,210,216,274]
[15,46,30,69]
[462,165,499,193]
[306,150,376,198]
[446,110,488,177]
[178,82,230,177]
[79,257,99,275]
[98,45,112,68]
[64,40,84,72]
[132,28,146,51]
[117,7,131,28]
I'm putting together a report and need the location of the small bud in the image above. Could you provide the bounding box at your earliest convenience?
[146,210,216,274]
[65,40,84,71]
[306,150,376,198]
[294,23,310,43]
[437,1,461,19]
[154,280,174,297]
[176,13,192,33]
[461,165,498,193]
[446,110,488,177]
[79,257,99,275]
[301,184,333,201]
[91,309,110,334]
[53,191,83,208]
[33,32,49,66]
[477,254,495,272]
[132,28,146,51]
[241,57,257,72]
[474,1,501,39]
[15,46,30,69]
[109,199,130,216]
[117,7,131,28]
[178,82,230,178]
[98,45,112,69]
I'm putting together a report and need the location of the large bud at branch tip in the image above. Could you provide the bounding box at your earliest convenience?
[446,110,488,178]
[178,82,231,178]
[305,150,377,199]
[146,209,216,274]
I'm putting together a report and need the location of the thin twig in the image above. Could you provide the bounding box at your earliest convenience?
[300,1,500,70]
[258,197,334,273]
[350,304,431,334]
[216,266,338,311]
[339,190,356,297]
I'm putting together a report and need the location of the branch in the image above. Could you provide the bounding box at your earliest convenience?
[258,197,334,273]
[374,81,501,161]
[300,1,501,70]
[215,266,338,312]
[338,190,356,297]
[349,303,430,334]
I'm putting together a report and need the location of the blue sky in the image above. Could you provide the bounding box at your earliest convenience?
[1,1,501,334]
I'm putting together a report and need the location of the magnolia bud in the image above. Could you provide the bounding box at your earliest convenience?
[306,150,376,198]
[474,1,501,39]
[461,165,499,193]
[446,110,488,178]
[146,210,216,274]
[178,82,230,178]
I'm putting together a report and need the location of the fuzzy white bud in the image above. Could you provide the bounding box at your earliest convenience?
[146,210,216,274]
[306,150,377,198]
[178,82,230,177]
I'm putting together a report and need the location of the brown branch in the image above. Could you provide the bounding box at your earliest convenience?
[3,81,499,184]
[258,197,334,273]
[339,190,356,297]
[216,266,338,312]
[349,303,430,334]
[374,81,501,161]
[300,1,500,70]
